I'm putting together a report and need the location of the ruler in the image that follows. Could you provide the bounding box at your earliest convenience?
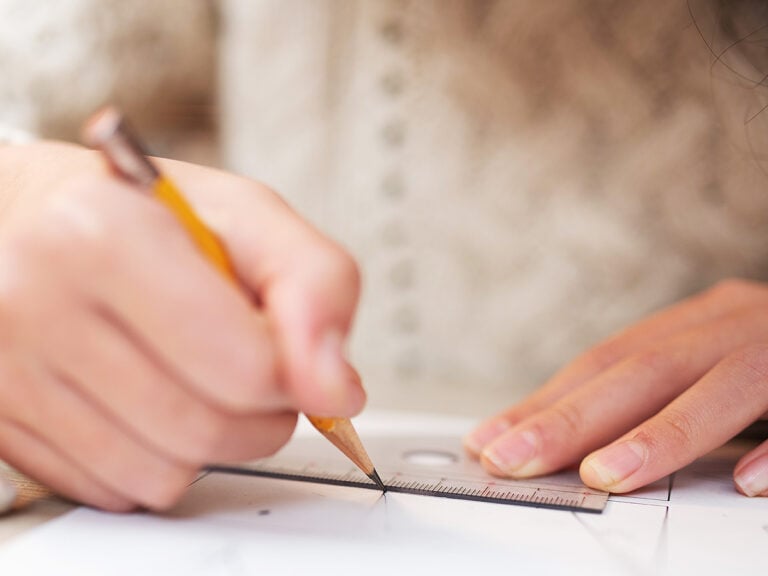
[211,435,608,513]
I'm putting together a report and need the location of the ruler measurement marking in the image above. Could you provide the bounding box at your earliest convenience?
[388,472,597,497]
[208,466,604,513]
[208,434,607,514]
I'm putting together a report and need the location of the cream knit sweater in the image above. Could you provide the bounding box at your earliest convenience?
[2,0,768,416]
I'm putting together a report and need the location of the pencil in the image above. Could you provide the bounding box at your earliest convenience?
[82,106,386,492]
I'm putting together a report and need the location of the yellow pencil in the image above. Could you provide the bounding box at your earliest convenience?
[83,107,385,491]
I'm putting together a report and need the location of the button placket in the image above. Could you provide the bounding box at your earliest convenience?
[376,5,422,384]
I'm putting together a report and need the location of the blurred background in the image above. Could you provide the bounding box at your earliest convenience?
[2,0,768,416]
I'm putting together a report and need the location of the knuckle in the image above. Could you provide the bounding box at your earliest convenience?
[42,193,114,269]
[44,179,176,267]
[624,347,670,379]
[547,402,585,438]
[722,347,768,401]
[654,408,702,453]
[728,345,768,381]
[47,186,110,241]
[580,340,626,374]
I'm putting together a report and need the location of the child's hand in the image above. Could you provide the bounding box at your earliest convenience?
[0,142,364,511]
[466,279,768,497]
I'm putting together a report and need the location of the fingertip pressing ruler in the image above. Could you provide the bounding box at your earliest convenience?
[210,436,608,513]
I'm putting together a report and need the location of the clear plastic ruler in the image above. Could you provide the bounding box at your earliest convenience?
[211,435,608,513]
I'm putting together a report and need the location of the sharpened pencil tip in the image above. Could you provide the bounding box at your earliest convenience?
[369,469,387,492]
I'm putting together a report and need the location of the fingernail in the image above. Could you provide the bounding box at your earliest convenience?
[316,330,363,413]
[582,441,645,488]
[464,419,511,455]
[735,453,768,497]
[482,430,538,475]
[0,477,17,515]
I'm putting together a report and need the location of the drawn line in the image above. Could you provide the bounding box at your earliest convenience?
[207,465,602,514]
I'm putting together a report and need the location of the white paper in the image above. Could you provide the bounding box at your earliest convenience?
[0,411,766,575]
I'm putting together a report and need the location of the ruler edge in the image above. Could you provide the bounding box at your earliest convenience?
[207,465,604,514]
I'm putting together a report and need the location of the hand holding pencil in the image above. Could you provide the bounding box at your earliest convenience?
[84,107,384,490]
[0,113,371,511]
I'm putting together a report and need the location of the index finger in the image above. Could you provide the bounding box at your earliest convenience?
[465,280,768,454]
[163,161,366,418]
[580,344,768,493]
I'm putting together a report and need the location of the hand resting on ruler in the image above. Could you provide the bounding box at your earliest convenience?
[466,279,768,498]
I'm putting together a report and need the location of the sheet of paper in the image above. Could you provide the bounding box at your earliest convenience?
[0,412,766,575]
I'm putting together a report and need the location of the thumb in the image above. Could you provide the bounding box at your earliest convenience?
[158,160,365,416]
[265,242,366,416]
[163,161,367,416]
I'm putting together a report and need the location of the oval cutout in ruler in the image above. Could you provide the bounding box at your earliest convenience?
[210,435,608,513]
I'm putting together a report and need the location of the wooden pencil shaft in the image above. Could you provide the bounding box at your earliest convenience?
[306,416,375,475]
